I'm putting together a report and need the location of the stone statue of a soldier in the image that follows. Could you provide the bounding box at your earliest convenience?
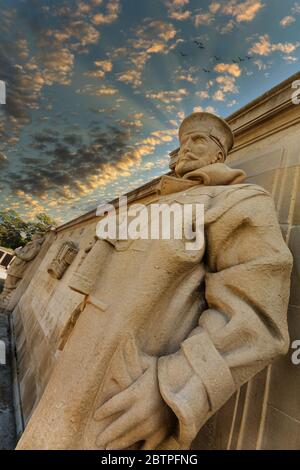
[17,113,293,450]
[0,233,44,304]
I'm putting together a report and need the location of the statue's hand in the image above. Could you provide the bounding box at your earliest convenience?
[93,356,175,450]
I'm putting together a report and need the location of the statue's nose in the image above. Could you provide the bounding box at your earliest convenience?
[183,137,192,151]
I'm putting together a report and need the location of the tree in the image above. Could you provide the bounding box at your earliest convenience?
[0,210,57,250]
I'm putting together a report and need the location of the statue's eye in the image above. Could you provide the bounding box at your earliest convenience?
[193,135,204,143]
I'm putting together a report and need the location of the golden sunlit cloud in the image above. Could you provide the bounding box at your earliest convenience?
[166,0,191,21]
[94,60,113,72]
[2,0,300,224]
[92,0,121,25]
[216,75,239,93]
[223,0,264,22]
[169,10,191,20]
[209,2,221,14]
[213,90,225,101]
[76,84,119,96]
[194,11,214,26]
[146,88,188,104]
[214,63,241,77]
[280,15,296,27]
[250,34,300,56]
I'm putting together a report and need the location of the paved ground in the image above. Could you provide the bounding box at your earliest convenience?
[0,308,16,449]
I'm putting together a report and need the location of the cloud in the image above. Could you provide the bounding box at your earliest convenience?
[84,70,106,78]
[169,10,191,20]
[253,59,270,70]
[212,90,225,101]
[175,65,200,84]
[4,117,178,207]
[114,21,179,88]
[193,106,203,112]
[147,43,165,53]
[220,19,235,33]
[166,0,191,21]
[117,118,143,129]
[283,55,298,63]
[0,151,8,169]
[194,0,264,32]
[84,60,113,79]
[209,2,221,14]
[6,126,132,201]
[280,16,296,27]
[154,21,177,41]
[0,0,120,153]
[279,2,300,28]
[223,0,264,22]
[196,90,210,99]
[117,67,145,88]
[151,129,177,141]
[206,106,216,113]
[36,48,75,85]
[169,0,189,5]
[216,75,239,93]
[12,191,51,219]
[194,11,214,26]
[227,99,238,107]
[250,34,300,56]
[94,60,113,72]
[92,0,121,25]
[292,2,300,14]
[55,22,99,47]
[144,161,155,170]
[214,63,241,77]
[76,84,118,96]
[146,88,188,104]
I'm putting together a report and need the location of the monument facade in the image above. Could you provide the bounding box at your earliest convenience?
[5,72,300,450]
[15,112,292,450]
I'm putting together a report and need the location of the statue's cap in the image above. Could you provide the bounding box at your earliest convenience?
[179,112,234,155]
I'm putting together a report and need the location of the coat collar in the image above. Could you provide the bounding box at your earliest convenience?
[156,163,247,196]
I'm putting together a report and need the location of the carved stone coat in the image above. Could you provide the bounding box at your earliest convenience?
[17,164,293,450]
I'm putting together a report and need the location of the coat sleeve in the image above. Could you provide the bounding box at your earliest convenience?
[157,189,293,449]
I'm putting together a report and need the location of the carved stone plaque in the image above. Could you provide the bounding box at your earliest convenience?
[48,241,79,280]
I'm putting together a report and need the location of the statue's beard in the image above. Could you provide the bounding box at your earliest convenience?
[175,151,204,177]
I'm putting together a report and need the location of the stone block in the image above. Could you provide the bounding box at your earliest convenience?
[267,305,300,422]
[262,405,300,450]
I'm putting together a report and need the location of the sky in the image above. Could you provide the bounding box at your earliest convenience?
[0,0,300,225]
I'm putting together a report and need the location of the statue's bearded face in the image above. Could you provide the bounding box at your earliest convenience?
[175,131,224,177]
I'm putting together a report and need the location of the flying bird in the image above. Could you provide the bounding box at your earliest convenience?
[180,51,188,57]
[238,56,245,62]
[246,55,252,60]
[203,68,211,73]
[214,55,221,61]
[232,59,238,64]
[194,40,205,49]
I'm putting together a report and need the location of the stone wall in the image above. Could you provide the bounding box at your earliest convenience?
[193,73,300,450]
[11,72,300,448]
[12,225,95,423]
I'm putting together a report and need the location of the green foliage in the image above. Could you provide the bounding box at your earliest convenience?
[0,210,57,249]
